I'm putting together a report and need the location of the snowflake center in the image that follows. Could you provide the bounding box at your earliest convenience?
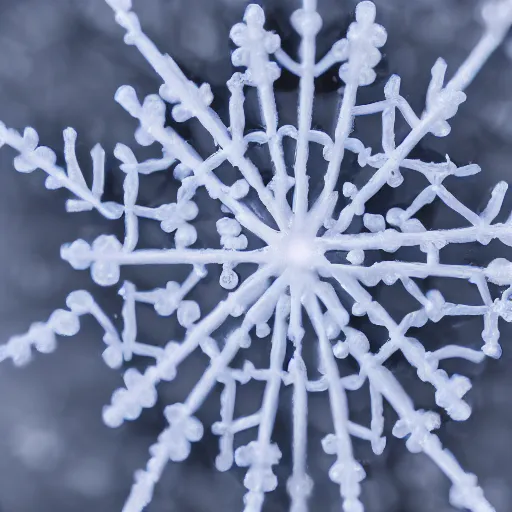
[273,232,320,272]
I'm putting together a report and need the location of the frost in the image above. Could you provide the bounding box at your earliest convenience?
[1,1,512,511]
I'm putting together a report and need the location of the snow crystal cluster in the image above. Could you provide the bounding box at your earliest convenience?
[2,0,512,511]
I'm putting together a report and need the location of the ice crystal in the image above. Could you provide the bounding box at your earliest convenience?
[1,0,512,511]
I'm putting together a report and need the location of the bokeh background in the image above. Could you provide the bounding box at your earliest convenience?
[1,0,512,511]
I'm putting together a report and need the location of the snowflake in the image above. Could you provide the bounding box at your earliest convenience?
[1,0,512,511]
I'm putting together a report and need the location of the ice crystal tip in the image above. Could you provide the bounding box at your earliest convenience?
[1,1,512,511]
[106,0,132,12]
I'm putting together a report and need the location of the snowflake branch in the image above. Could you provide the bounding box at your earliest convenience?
[0,124,123,219]
[106,1,288,231]
[274,48,302,76]
[0,290,163,370]
[288,278,307,344]
[313,41,348,78]
[230,6,293,221]
[121,274,288,512]
[320,221,512,253]
[368,382,386,454]
[329,269,479,421]
[119,272,208,361]
[330,260,487,283]
[114,86,279,245]
[62,239,270,287]
[382,274,508,360]
[213,377,238,471]
[215,370,277,472]
[102,264,276,428]
[449,0,512,92]
[274,0,347,79]
[304,292,365,511]
[344,328,494,512]
[114,144,178,251]
[237,296,288,512]
[291,0,323,223]
[309,2,387,233]
[325,5,512,237]
[132,265,206,317]
[430,345,486,364]
[286,351,312,512]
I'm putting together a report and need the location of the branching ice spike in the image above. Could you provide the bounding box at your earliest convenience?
[234,296,289,512]
[0,124,123,219]
[311,1,387,235]
[2,0,512,511]
[107,0,290,231]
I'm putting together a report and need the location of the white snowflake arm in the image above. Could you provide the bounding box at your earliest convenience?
[0,290,156,370]
[274,1,347,79]
[310,2,387,232]
[286,351,312,512]
[114,86,279,244]
[61,235,270,288]
[102,264,276,428]
[0,124,123,219]
[105,0,290,231]
[121,272,288,512]
[450,0,512,91]
[290,0,323,221]
[235,296,288,512]
[321,221,512,254]
[230,6,292,218]
[304,293,365,512]
[326,0,512,236]
[344,328,495,512]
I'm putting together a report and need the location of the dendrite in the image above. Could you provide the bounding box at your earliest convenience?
[2,0,512,511]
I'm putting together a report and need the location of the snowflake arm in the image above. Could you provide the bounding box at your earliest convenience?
[320,222,512,253]
[62,240,270,288]
[0,124,123,219]
[286,352,312,512]
[235,296,288,512]
[105,0,290,231]
[310,2,387,233]
[326,1,512,236]
[450,0,512,91]
[114,85,279,244]
[305,292,365,512]
[230,6,292,219]
[102,263,276,428]
[290,0,322,222]
[344,327,494,512]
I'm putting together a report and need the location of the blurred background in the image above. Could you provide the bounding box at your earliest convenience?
[1,0,512,511]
